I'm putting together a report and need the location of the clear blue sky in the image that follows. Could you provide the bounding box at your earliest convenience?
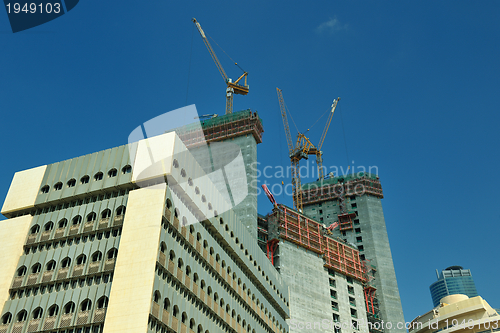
[1,0,499,324]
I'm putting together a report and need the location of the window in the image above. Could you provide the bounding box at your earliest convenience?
[331,301,338,311]
[81,175,90,184]
[1,312,12,325]
[80,299,92,312]
[360,254,365,260]
[356,236,362,243]
[349,297,356,306]
[348,286,355,295]
[330,290,337,299]
[108,169,117,177]
[163,298,170,311]
[351,203,357,208]
[358,245,364,251]
[48,305,59,317]
[355,228,361,234]
[16,310,27,322]
[101,209,111,219]
[44,221,54,232]
[319,210,323,214]
[92,251,103,262]
[17,266,27,277]
[153,291,161,303]
[87,212,96,222]
[107,248,118,260]
[116,206,126,216]
[30,225,40,234]
[76,254,87,265]
[329,278,336,287]
[94,172,103,181]
[353,219,360,225]
[61,257,71,268]
[58,218,68,228]
[54,182,63,191]
[346,277,353,284]
[41,185,50,194]
[63,302,75,314]
[32,307,43,320]
[97,296,109,309]
[351,308,357,319]
[332,313,339,323]
[352,320,358,330]
[72,215,82,225]
[67,179,76,187]
[46,261,56,271]
[122,165,132,174]
[31,263,41,274]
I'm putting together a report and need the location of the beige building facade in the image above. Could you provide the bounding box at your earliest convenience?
[409,294,500,333]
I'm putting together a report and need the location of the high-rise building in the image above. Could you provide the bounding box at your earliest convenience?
[300,172,405,333]
[258,204,371,333]
[0,124,289,333]
[429,266,478,307]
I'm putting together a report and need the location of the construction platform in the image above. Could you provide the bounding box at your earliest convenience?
[266,204,366,282]
[173,109,264,148]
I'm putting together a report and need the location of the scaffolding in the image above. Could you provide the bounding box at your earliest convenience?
[338,212,356,231]
[269,204,366,282]
[173,109,264,148]
[301,173,383,206]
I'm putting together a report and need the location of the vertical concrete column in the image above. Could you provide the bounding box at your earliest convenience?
[103,184,166,333]
[0,215,32,313]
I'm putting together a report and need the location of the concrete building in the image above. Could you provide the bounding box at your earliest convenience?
[300,173,405,333]
[258,204,370,333]
[430,267,478,308]
[409,294,500,333]
[0,127,289,333]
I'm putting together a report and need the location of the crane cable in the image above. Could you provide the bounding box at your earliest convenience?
[338,104,351,171]
[307,106,331,132]
[207,32,246,73]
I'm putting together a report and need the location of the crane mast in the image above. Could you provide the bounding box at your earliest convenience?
[277,88,340,212]
[192,18,249,114]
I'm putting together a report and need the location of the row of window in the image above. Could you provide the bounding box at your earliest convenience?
[154,265,279,333]
[30,206,126,235]
[16,248,118,277]
[159,226,284,333]
[11,273,113,300]
[25,228,122,255]
[40,166,132,194]
[164,207,286,308]
[0,297,109,325]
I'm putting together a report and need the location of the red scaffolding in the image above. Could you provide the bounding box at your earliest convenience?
[272,204,366,282]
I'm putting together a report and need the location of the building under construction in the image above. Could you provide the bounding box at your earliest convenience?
[257,203,377,333]
[299,173,406,333]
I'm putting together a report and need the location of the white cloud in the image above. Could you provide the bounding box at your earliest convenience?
[316,17,348,34]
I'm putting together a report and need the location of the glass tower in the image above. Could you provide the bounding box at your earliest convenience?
[430,266,478,307]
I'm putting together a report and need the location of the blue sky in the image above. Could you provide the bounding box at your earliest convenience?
[1,0,499,324]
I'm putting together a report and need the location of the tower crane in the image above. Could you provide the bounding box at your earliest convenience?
[276,87,340,212]
[192,18,249,114]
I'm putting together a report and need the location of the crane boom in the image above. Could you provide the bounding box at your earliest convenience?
[192,18,249,114]
[316,97,340,180]
[276,88,294,154]
[192,18,228,82]
[317,98,340,151]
